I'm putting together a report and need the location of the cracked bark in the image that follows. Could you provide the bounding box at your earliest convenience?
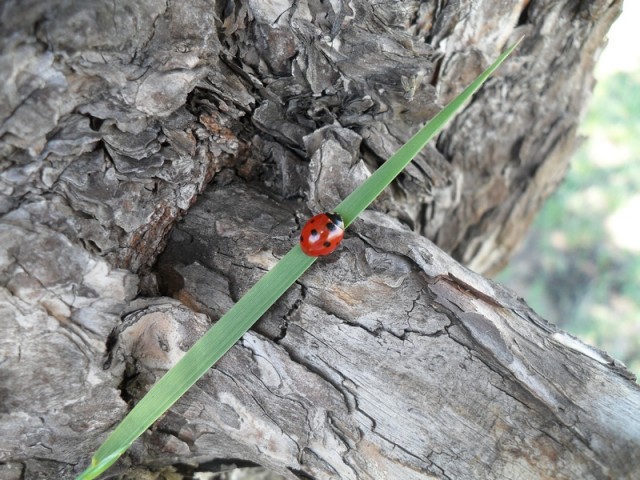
[1,1,638,479]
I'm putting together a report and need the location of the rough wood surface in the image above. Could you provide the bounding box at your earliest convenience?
[0,0,635,479]
[151,181,640,479]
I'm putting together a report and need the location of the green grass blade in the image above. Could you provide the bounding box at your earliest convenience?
[76,447,128,480]
[335,39,522,227]
[77,39,520,479]
[79,247,315,479]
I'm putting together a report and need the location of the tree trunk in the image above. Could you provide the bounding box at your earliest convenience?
[1,1,636,479]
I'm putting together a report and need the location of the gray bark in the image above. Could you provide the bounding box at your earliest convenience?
[1,0,637,479]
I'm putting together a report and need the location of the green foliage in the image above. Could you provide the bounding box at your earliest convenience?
[498,67,640,375]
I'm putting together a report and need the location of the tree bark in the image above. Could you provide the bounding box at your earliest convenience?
[1,1,636,479]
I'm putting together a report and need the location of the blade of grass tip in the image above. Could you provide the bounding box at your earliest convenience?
[335,37,522,227]
[78,247,315,479]
[76,447,128,480]
[76,38,521,480]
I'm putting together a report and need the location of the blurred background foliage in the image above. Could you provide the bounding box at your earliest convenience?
[497,3,640,376]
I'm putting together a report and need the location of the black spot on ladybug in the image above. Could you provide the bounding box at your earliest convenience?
[310,229,318,237]
[323,241,331,248]
[300,235,304,242]
[326,212,343,227]
[326,222,336,231]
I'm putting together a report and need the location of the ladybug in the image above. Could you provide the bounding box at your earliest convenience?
[299,212,345,256]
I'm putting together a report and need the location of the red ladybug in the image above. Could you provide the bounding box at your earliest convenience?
[299,212,345,256]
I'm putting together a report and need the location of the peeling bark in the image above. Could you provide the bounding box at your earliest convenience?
[1,0,636,479]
